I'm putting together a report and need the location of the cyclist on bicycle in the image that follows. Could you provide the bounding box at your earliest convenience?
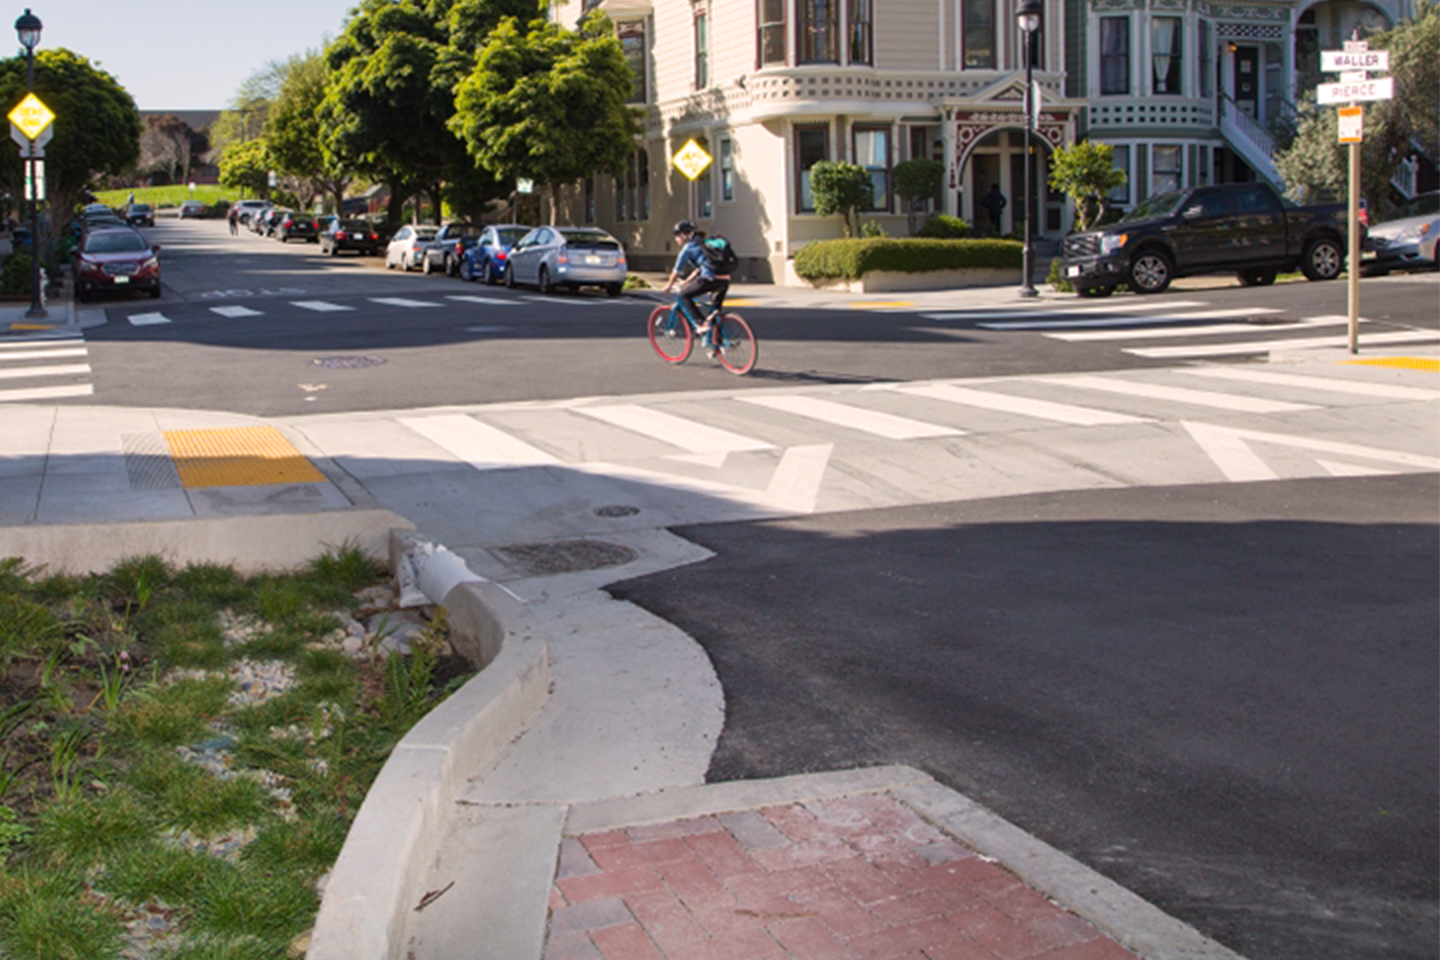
[662,220,729,339]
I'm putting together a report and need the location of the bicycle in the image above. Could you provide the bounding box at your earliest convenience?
[647,291,757,375]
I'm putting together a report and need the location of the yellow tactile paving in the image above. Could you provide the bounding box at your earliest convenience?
[8,322,55,331]
[1341,356,1440,372]
[163,426,327,488]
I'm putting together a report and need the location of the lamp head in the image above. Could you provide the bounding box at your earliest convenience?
[14,8,41,52]
[1017,0,1042,34]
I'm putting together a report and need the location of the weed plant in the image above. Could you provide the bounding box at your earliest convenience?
[0,545,466,960]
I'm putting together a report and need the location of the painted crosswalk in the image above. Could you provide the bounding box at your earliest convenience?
[0,337,94,401]
[291,301,355,313]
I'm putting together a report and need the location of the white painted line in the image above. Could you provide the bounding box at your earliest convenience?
[737,394,962,439]
[1182,367,1440,401]
[291,301,355,313]
[576,404,773,454]
[397,414,561,470]
[0,338,84,350]
[0,363,91,381]
[1183,420,1440,482]
[369,298,443,308]
[899,383,1146,426]
[209,305,264,318]
[1046,310,1297,340]
[127,312,171,326]
[925,300,1209,323]
[446,295,519,305]
[1318,459,1392,477]
[981,308,1285,332]
[764,444,832,513]
[0,347,87,362]
[0,383,94,402]
[522,296,598,306]
[1052,375,1315,413]
[1126,329,1440,358]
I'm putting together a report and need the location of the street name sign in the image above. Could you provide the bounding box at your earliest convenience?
[673,139,713,181]
[1321,50,1389,72]
[1316,76,1393,104]
[7,92,53,139]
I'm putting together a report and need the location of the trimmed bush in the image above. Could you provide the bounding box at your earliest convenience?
[793,238,1022,281]
[0,252,32,296]
[917,214,972,239]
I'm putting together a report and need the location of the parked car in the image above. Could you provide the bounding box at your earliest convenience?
[274,211,318,243]
[73,227,161,301]
[459,224,529,284]
[125,203,155,227]
[178,200,205,219]
[421,223,483,276]
[233,199,271,225]
[384,225,439,271]
[504,226,627,296]
[1361,191,1439,275]
[1060,181,1354,296]
[257,209,289,237]
[319,218,381,256]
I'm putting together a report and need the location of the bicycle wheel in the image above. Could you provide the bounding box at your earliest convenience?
[648,304,692,363]
[713,313,757,375]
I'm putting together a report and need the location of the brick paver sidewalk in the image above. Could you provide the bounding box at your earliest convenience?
[546,793,1140,960]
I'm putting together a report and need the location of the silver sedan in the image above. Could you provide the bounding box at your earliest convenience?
[505,226,627,297]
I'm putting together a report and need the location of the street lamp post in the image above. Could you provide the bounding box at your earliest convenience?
[15,7,45,319]
[1017,0,1042,298]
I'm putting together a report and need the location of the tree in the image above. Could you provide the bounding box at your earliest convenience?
[1275,3,1438,219]
[0,48,140,262]
[267,51,351,213]
[219,138,271,197]
[1047,141,1127,232]
[450,12,641,224]
[893,158,944,235]
[139,114,195,184]
[210,59,290,154]
[809,161,873,238]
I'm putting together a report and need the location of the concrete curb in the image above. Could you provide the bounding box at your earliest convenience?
[0,508,414,575]
[306,537,552,960]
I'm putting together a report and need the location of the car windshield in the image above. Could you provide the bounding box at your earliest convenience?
[450,225,482,238]
[338,220,371,231]
[129,205,151,213]
[495,228,528,245]
[558,229,619,249]
[415,228,438,239]
[85,232,149,254]
[1119,191,1187,223]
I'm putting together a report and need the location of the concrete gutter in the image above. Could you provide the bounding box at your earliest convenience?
[305,534,552,960]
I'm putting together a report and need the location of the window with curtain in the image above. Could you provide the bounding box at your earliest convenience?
[1151,17,1182,94]
[1151,145,1181,194]
[849,0,873,65]
[963,0,995,69]
[800,0,838,63]
[1108,145,1131,204]
[720,138,734,201]
[694,6,709,88]
[759,0,786,66]
[1100,17,1129,95]
[618,22,647,103]
[796,126,828,213]
[853,127,890,211]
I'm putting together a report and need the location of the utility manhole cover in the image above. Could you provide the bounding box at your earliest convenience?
[312,356,386,369]
[594,505,640,518]
[492,540,638,576]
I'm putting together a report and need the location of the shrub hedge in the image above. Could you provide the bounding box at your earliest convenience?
[793,238,1023,281]
[917,214,972,238]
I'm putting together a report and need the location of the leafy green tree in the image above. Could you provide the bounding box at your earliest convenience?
[267,51,351,212]
[449,12,641,224]
[809,161,873,237]
[0,48,141,262]
[1047,140,1127,232]
[210,59,290,154]
[1276,3,1438,219]
[893,158,944,235]
[219,138,271,198]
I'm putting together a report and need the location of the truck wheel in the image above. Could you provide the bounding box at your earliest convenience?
[1076,284,1115,298]
[1237,268,1277,287]
[1301,238,1343,281]
[1128,249,1173,294]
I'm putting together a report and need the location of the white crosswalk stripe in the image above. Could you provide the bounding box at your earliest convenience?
[0,383,94,402]
[924,300,1209,323]
[291,301,355,313]
[1049,375,1316,413]
[0,345,86,361]
[1126,328,1440,358]
[127,312,171,326]
[575,405,773,454]
[446,295,519,305]
[0,363,90,381]
[896,383,1146,425]
[1181,367,1440,401]
[398,414,560,469]
[736,394,962,439]
[369,298,443,308]
[210,305,264,318]
[0,338,92,402]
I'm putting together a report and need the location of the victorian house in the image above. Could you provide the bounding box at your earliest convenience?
[551,0,1419,283]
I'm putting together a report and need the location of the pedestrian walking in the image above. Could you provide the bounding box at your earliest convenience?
[982,183,1007,236]
[228,205,239,236]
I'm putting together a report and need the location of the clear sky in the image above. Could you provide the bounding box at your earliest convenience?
[12,0,360,111]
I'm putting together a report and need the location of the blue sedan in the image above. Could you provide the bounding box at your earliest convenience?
[459,224,530,284]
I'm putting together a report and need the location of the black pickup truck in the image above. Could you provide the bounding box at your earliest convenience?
[1060,181,1353,296]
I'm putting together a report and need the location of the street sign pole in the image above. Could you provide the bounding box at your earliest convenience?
[1348,134,1360,353]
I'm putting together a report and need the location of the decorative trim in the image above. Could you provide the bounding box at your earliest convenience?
[1215,21,1284,39]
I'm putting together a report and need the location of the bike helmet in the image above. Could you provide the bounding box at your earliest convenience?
[673,219,697,236]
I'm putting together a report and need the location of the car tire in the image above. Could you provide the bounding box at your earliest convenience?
[537,266,552,294]
[149,286,161,299]
[1075,284,1115,298]
[1301,238,1344,281]
[1237,268,1277,287]
[459,258,474,282]
[1128,248,1173,294]
[606,282,622,298]
[422,254,435,275]
[505,263,516,288]
[485,261,500,285]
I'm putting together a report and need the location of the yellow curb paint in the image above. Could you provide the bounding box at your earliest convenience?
[1341,356,1440,372]
[163,426,327,488]
[724,298,762,307]
[847,301,914,309]
[9,322,55,331]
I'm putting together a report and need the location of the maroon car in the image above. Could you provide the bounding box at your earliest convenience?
[74,227,161,301]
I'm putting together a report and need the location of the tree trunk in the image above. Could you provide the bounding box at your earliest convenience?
[429,185,444,224]
[386,182,406,228]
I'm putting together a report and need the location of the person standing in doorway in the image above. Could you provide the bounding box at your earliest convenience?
[982,183,1007,236]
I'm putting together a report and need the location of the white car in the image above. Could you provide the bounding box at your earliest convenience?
[1362,191,1439,274]
[385,225,439,271]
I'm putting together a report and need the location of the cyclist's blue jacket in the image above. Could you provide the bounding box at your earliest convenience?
[673,237,715,281]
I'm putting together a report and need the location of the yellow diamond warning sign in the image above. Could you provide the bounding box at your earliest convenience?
[8,93,54,140]
[672,139,713,181]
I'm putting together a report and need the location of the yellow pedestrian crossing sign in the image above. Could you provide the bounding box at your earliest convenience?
[8,92,54,140]
[672,139,713,181]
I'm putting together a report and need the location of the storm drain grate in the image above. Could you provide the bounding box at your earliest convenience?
[312,356,386,369]
[122,433,182,490]
[594,504,640,518]
[492,540,638,577]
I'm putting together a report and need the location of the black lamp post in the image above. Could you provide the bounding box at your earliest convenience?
[1017,0,1041,298]
[15,7,45,319]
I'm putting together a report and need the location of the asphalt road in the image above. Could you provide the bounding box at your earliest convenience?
[609,474,1440,960]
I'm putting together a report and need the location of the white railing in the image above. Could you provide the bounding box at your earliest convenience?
[1218,92,1284,187]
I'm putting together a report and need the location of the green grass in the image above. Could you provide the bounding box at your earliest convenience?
[93,184,236,210]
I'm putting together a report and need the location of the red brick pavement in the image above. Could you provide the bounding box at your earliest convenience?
[545,795,1141,960]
